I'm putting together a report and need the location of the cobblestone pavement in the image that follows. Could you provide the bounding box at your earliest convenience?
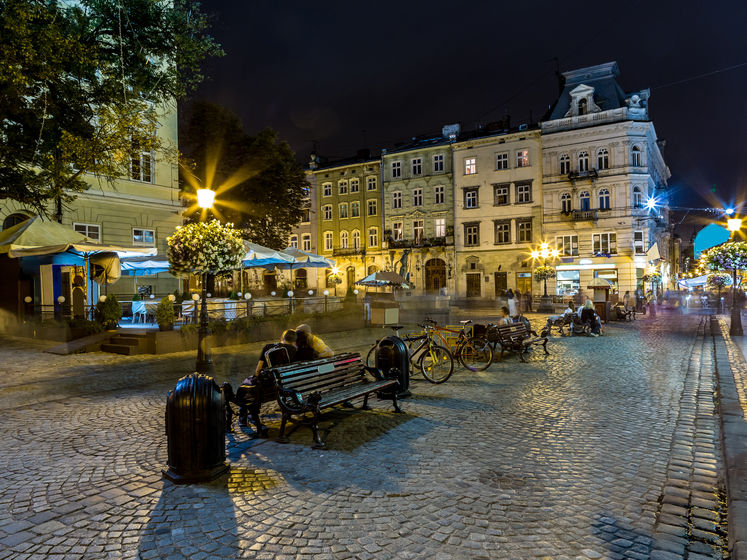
[0,313,732,559]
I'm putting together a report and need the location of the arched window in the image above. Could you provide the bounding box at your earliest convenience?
[633,186,643,208]
[559,154,570,175]
[578,151,589,172]
[579,191,590,211]
[2,213,30,230]
[340,230,349,249]
[632,145,642,166]
[352,230,360,250]
[289,234,298,248]
[578,98,587,116]
[597,148,609,170]
[561,193,572,214]
[599,188,611,210]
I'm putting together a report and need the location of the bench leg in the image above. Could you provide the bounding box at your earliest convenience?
[391,392,402,414]
[310,410,325,449]
[519,346,527,362]
[542,340,549,355]
[277,414,290,444]
[361,393,371,410]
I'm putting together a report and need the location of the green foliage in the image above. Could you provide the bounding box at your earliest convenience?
[228,290,240,300]
[67,317,104,336]
[180,102,309,249]
[132,294,141,301]
[172,290,184,304]
[533,266,556,282]
[155,296,175,328]
[0,0,222,214]
[94,294,121,330]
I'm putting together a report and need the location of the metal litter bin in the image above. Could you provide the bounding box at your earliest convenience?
[375,335,410,398]
[163,373,229,483]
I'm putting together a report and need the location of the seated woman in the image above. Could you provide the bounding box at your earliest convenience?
[580,300,602,336]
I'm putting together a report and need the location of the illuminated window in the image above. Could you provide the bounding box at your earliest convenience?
[435,218,445,237]
[516,150,529,168]
[392,222,403,241]
[494,184,509,205]
[413,220,424,244]
[464,157,476,175]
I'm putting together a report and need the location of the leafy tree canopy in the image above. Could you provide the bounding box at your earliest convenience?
[0,0,223,216]
[181,101,309,249]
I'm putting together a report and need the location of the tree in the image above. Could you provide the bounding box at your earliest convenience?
[180,102,309,249]
[0,0,222,217]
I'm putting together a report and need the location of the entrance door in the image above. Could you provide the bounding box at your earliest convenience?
[425,259,446,293]
[466,273,481,297]
[494,272,507,296]
[263,272,277,294]
[517,273,532,295]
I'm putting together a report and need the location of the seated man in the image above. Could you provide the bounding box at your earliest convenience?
[254,329,298,375]
[295,324,334,360]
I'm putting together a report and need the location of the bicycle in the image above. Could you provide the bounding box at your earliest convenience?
[365,324,454,384]
[422,318,493,372]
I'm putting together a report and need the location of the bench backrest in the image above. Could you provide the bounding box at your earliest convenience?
[272,353,367,398]
[496,322,529,343]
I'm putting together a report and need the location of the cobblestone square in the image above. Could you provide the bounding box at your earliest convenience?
[0,313,738,559]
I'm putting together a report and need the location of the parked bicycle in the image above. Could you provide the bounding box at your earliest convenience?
[422,318,493,372]
[365,324,454,384]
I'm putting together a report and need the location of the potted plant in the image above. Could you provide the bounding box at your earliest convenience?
[95,294,121,330]
[156,295,176,331]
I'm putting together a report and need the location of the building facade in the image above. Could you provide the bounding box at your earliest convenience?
[381,130,456,295]
[452,128,543,299]
[540,62,671,299]
[311,153,384,295]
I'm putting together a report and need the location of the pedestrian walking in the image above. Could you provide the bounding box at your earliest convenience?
[506,288,517,316]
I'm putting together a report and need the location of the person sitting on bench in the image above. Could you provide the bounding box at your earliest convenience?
[295,324,334,361]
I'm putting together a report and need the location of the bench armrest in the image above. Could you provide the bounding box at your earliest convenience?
[277,387,305,412]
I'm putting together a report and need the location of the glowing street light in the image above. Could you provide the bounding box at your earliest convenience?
[530,242,560,312]
[196,188,216,209]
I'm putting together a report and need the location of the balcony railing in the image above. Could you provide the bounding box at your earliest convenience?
[387,236,452,249]
[332,248,365,257]
[571,209,598,221]
[568,169,598,181]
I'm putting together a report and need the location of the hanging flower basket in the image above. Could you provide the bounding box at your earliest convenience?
[533,265,556,282]
[706,272,732,289]
[642,272,661,284]
[167,220,245,275]
[699,241,747,273]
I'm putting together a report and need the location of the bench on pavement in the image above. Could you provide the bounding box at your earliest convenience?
[272,352,401,448]
[490,322,549,362]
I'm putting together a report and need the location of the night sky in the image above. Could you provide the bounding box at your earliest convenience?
[182,0,747,209]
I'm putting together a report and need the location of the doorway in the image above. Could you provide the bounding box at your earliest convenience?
[517,272,532,296]
[466,273,481,297]
[494,272,507,296]
[425,259,446,293]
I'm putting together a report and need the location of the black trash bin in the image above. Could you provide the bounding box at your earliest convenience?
[163,373,229,484]
[375,335,411,398]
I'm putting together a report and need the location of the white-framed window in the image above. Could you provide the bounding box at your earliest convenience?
[350,178,359,193]
[465,223,479,246]
[368,199,377,216]
[517,220,532,243]
[559,154,570,174]
[73,223,100,241]
[597,148,609,170]
[133,228,155,245]
[324,231,333,251]
[494,184,509,205]
[323,183,332,197]
[634,231,645,254]
[464,188,478,209]
[340,230,349,249]
[412,158,422,176]
[338,180,348,195]
[413,220,424,244]
[598,188,610,209]
[496,152,508,170]
[434,185,445,204]
[392,191,402,209]
[560,192,572,213]
[632,145,642,166]
[494,221,510,244]
[368,227,378,247]
[579,191,590,211]
[633,186,643,207]
[516,183,532,203]
[435,218,446,237]
[413,188,423,207]
[339,203,348,218]
[351,202,360,217]
[130,142,153,183]
[302,234,311,251]
[392,222,403,241]
[593,232,617,255]
[464,157,476,175]
[516,149,529,168]
[556,234,578,256]
[289,234,298,248]
[323,205,332,220]
[433,154,444,172]
[391,162,401,178]
[352,230,361,249]
[578,151,589,172]
[367,176,377,190]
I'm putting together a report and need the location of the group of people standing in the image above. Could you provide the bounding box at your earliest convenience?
[500,289,532,315]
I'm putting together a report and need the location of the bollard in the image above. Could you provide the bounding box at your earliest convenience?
[163,373,229,483]
[375,335,411,398]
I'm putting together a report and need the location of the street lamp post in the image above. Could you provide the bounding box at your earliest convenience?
[531,243,560,313]
[195,188,215,374]
[727,217,743,336]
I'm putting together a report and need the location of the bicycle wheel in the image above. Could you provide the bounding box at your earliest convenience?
[365,343,377,368]
[458,337,493,372]
[419,344,454,383]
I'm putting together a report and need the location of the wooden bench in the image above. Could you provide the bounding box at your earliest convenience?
[272,352,401,448]
[491,322,549,362]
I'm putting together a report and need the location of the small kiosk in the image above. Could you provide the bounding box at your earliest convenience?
[587,278,612,323]
[355,271,409,326]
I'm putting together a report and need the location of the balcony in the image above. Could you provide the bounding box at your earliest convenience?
[333,248,365,257]
[387,236,452,249]
[568,169,598,181]
[571,210,598,221]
